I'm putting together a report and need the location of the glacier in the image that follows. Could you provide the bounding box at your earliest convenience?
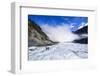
[28,42,88,60]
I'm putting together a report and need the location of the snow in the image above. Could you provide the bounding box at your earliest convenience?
[78,22,88,30]
[28,42,88,60]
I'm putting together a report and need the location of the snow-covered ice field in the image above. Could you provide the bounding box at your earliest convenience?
[28,42,88,60]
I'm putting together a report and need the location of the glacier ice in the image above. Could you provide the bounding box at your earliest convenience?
[28,42,88,60]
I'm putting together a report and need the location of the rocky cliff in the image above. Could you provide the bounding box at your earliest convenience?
[28,19,54,46]
[73,26,88,44]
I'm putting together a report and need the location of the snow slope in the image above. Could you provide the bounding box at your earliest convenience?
[28,42,88,60]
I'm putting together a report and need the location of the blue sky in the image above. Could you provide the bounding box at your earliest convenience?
[28,15,88,31]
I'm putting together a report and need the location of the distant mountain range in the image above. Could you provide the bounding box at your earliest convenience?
[28,19,88,46]
[28,19,55,46]
[72,26,88,44]
[74,26,88,34]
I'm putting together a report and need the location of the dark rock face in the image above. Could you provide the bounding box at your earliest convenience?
[72,38,88,44]
[72,26,88,44]
[73,26,88,34]
[28,19,54,46]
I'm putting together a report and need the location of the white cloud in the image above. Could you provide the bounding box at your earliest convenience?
[40,23,79,43]
[70,23,76,28]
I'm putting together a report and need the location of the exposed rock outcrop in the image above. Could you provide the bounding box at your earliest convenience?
[28,19,54,46]
[72,26,88,44]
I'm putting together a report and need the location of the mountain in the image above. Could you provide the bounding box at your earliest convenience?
[73,26,88,34]
[72,26,88,44]
[28,19,55,46]
[72,38,88,44]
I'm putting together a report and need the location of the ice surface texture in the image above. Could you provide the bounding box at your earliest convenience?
[28,42,88,60]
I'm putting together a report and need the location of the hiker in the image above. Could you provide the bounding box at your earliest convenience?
[46,47,49,50]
